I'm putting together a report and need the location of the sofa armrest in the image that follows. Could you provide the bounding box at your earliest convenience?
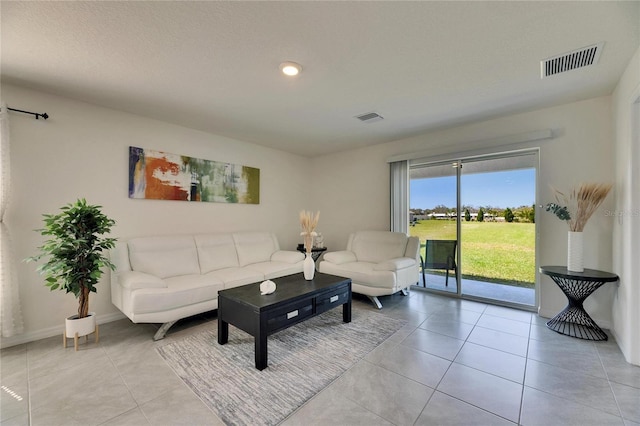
[117,271,167,290]
[373,257,416,271]
[323,250,357,265]
[271,250,305,264]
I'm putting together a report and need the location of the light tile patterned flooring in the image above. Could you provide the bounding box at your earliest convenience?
[2,289,640,425]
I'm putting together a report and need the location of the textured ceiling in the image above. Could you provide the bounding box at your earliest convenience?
[2,1,638,157]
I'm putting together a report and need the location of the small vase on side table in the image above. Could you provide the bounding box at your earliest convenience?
[567,231,584,272]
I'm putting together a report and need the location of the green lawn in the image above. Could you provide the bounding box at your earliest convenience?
[409,220,535,287]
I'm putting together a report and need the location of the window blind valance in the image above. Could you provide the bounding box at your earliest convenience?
[387,129,553,165]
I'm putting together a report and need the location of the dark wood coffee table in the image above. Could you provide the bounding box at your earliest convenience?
[217,272,352,370]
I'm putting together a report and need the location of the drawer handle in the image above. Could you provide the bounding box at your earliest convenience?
[330,295,339,303]
[287,310,299,319]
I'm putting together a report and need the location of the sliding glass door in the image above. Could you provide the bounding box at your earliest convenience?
[409,150,537,308]
[459,154,536,306]
[409,161,459,294]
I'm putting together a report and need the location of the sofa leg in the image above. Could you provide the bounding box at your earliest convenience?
[401,288,409,296]
[153,320,177,341]
[368,296,383,309]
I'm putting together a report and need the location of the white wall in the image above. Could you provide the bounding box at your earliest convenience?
[612,45,640,364]
[1,84,628,356]
[1,84,312,347]
[313,97,616,328]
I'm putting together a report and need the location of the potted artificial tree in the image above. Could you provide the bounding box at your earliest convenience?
[27,199,117,350]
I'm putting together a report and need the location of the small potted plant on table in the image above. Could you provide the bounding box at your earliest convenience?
[27,199,117,350]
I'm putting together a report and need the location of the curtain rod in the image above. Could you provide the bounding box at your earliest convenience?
[1,107,49,120]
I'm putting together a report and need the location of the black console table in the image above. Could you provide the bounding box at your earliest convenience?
[540,266,618,341]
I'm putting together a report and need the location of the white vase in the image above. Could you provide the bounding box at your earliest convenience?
[303,253,315,280]
[64,312,98,351]
[567,231,584,272]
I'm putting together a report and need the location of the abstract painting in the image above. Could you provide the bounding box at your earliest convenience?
[129,146,260,204]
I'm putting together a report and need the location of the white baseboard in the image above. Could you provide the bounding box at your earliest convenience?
[0,311,126,349]
[536,307,553,319]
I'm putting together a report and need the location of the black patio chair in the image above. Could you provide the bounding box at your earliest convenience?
[420,239,458,287]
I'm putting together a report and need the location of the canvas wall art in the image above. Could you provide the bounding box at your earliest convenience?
[129,146,260,204]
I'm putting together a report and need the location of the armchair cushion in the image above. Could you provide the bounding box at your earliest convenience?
[350,231,409,263]
[373,257,416,271]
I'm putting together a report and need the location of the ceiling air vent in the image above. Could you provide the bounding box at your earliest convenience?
[541,43,603,78]
[355,112,384,123]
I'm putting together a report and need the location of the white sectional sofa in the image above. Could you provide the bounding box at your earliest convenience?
[110,232,304,340]
[318,231,420,309]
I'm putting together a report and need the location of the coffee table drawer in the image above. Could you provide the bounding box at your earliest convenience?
[266,301,314,333]
[315,286,350,314]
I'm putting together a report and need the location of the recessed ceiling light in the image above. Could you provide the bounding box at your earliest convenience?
[279,61,302,76]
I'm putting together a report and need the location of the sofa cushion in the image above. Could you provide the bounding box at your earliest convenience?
[271,250,305,264]
[128,236,200,279]
[233,232,279,266]
[195,234,240,274]
[349,231,408,263]
[245,261,304,280]
[130,274,223,314]
[205,267,264,290]
[320,261,396,289]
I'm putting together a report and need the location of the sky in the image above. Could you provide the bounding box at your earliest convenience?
[410,169,536,210]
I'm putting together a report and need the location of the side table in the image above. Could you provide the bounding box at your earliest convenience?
[296,246,327,262]
[539,266,618,341]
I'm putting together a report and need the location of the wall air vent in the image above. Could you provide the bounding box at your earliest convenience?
[541,43,603,78]
[355,112,384,123]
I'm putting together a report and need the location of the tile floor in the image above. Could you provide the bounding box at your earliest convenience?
[2,289,639,425]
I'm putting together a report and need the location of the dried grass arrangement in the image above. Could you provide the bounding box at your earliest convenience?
[546,183,612,232]
[299,210,320,253]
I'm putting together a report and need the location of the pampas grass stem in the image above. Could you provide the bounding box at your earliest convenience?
[553,183,612,232]
[299,210,320,253]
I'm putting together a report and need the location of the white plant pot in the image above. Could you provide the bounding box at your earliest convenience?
[567,231,584,272]
[64,312,99,351]
[303,253,315,280]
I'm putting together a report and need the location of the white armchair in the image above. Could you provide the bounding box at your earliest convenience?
[318,231,420,308]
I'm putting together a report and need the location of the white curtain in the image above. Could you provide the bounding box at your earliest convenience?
[390,160,409,234]
[0,103,24,337]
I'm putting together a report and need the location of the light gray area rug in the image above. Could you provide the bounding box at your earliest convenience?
[156,309,406,426]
